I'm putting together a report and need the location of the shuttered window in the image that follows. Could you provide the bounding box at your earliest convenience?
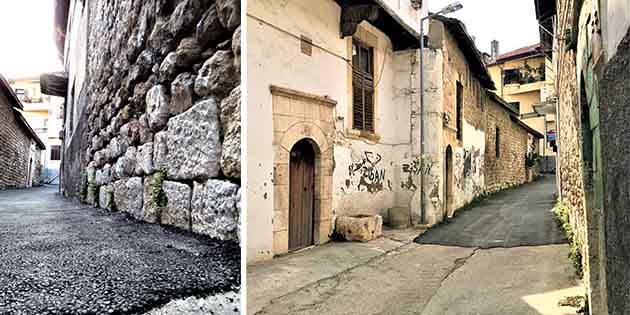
[352,40,375,133]
[456,81,463,140]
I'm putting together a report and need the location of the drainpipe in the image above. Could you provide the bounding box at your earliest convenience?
[419,19,425,224]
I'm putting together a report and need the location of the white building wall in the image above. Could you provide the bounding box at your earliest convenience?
[600,0,630,59]
[247,0,423,262]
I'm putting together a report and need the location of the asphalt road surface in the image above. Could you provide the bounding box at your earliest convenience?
[253,176,581,315]
[0,186,240,314]
[415,176,567,248]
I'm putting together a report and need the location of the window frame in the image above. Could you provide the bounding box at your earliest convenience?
[456,81,463,140]
[351,39,375,134]
[50,145,61,161]
[495,127,501,158]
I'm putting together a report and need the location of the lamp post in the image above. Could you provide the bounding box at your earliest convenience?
[418,2,463,224]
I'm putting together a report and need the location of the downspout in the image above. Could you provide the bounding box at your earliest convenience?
[419,19,425,224]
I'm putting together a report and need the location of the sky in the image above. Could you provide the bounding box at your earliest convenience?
[0,0,62,79]
[0,0,539,79]
[429,0,540,55]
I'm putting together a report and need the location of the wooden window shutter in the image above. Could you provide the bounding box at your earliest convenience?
[352,40,375,133]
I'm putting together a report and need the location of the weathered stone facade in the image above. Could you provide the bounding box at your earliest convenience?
[484,96,531,193]
[422,17,541,223]
[61,0,240,241]
[550,0,630,312]
[0,77,45,189]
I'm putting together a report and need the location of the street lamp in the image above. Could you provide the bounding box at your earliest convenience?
[418,2,463,224]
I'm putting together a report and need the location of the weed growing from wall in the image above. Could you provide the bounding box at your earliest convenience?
[553,201,583,278]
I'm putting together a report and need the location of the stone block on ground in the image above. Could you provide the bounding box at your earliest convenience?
[98,184,115,210]
[191,179,239,240]
[114,177,144,219]
[161,181,192,230]
[388,207,411,229]
[142,173,165,224]
[335,215,383,242]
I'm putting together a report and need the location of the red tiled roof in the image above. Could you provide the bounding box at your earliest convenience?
[495,43,543,63]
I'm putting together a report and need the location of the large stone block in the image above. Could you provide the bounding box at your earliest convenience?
[194,50,238,97]
[153,131,168,170]
[95,163,112,186]
[232,26,241,74]
[114,177,144,219]
[135,142,154,176]
[388,207,411,229]
[191,179,239,240]
[216,0,240,32]
[196,4,229,48]
[98,184,115,210]
[146,85,170,131]
[165,98,221,180]
[220,86,240,179]
[170,73,196,115]
[161,181,192,230]
[335,215,383,242]
[141,173,164,224]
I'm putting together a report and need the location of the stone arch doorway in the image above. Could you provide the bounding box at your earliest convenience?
[444,145,454,219]
[289,138,318,251]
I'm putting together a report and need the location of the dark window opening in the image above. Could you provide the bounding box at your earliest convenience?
[456,81,463,140]
[509,101,521,113]
[495,127,501,158]
[503,69,521,85]
[352,40,375,133]
[51,145,61,161]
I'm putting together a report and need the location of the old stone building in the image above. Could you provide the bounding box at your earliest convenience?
[487,43,557,172]
[0,73,45,189]
[421,16,543,222]
[247,0,542,263]
[43,0,241,241]
[537,0,630,313]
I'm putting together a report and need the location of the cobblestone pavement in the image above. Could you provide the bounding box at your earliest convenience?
[0,186,240,314]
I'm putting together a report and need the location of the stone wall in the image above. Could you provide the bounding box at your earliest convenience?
[431,19,489,212]
[0,93,31,189]
[599,27,630,315]
[484,99,528,193]
[66,0,241,241]
[556,0,589,282]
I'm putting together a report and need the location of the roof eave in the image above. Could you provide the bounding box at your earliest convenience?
[432,15,496,90]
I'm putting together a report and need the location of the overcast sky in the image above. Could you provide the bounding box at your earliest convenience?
[0,0,62,79]
[429,0,540,55]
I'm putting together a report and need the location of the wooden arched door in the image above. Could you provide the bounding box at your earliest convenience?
[289,139,316,251]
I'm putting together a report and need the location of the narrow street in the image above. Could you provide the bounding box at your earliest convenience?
[0,186,240,314]
[249,177,583,315]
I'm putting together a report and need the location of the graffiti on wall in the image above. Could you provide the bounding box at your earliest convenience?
[401,156,435,191]
[454,146,484,195]
[344,151,390,193]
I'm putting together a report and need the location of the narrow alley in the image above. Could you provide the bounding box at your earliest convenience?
[248,177,583,315]
[0,186,240,314]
